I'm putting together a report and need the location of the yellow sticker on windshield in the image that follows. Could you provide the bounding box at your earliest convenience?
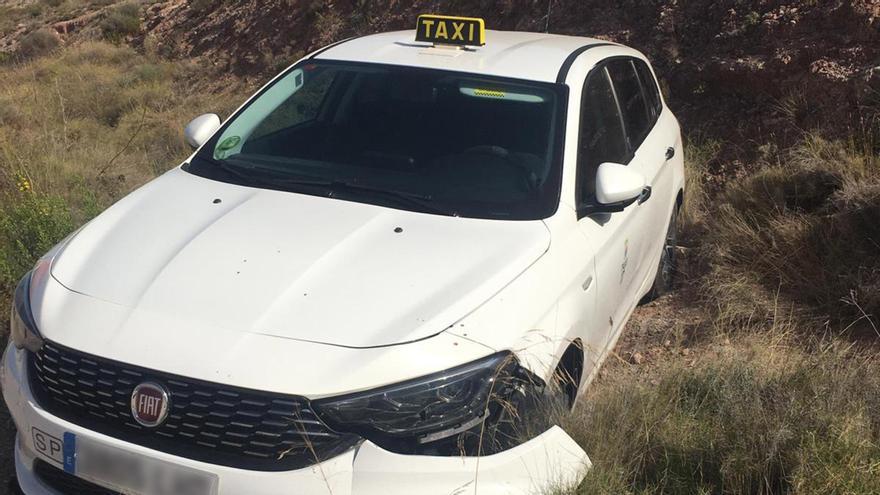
[415,15,485,46]
[459,87,545,103]
[473,89,505,98]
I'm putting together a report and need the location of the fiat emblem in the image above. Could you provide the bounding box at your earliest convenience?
[130,382,170,427]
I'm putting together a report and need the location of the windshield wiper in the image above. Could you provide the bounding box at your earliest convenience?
[327,181,457,217]
[197,156,272,188]
[198,156,334,193]
[197,157,456,216]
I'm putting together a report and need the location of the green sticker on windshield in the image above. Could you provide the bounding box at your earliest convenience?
[214,135,241,159]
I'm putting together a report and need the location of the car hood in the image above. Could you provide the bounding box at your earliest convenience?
[50,168,551,348]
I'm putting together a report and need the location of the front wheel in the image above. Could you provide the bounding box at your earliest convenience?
[647,207,678,300]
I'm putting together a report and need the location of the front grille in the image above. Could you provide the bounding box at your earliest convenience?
[33,459,121,495]
[28,341,359,471]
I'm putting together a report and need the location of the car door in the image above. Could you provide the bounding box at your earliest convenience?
[605,58,675,290]
[574,62,646,358]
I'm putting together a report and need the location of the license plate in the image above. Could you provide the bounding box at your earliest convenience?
[32,428,218,495]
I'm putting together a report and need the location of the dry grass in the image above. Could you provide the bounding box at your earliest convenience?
[99,1,140,42]
[563,331,880,494]
[700,136,880,333]
[679,136,716,232]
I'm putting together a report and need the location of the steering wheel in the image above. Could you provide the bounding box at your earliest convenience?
[462,145,539,191]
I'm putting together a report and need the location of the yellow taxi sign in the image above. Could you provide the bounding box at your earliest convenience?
[415,15,485,47]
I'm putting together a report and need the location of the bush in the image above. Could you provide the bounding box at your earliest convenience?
[680,137,717,232]
[0,193,74,290]
[0,103,23,128]
[188,0,216,12]
[16,29,60,60]
[701,136,880,332]
[100,2,141,42]
[568,336,880,494]
[24,3,42,17]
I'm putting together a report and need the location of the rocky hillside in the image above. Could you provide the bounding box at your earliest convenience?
[141,1,880,160]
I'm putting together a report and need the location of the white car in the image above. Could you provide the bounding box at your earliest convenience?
[3,16,683,495]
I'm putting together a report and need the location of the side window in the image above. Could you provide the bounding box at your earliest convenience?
[606,59,651,151]
[577,66,628,204]
[634,60,662,120]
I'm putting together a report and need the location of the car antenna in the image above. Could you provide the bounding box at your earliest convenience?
[544,0,553,33]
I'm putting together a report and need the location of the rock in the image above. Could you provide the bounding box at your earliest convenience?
[630,352,645,365]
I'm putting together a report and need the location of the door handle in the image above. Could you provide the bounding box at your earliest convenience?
[637,186,652,205]
[665,147,675,160]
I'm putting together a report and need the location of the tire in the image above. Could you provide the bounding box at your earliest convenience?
[646,207,678,300]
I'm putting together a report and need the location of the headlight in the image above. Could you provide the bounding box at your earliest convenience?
[313,352,528,454]
[10,271,43,353]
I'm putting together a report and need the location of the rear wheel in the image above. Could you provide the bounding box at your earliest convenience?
[647,207,678,300]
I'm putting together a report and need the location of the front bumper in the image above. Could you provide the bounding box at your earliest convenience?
[2,344,590,494]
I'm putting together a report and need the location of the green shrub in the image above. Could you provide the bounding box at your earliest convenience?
[17,29,60,60]
[24,3,42,17]
[131,62,169,83]
[100,2,141,42]
[0,193,75,289]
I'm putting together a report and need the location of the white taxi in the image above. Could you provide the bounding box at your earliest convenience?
[3,15,684,495]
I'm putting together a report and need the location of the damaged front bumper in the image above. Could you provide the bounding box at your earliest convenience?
[3,344,590,494]
[349,425,589,494]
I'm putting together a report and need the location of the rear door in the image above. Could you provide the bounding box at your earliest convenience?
[605,58,675,294]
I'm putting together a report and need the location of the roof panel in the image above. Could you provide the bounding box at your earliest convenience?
[313,30,612,83]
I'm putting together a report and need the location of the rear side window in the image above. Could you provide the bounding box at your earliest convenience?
[634,60,662,121]
[607,59,651,150]
[577,67,628,203]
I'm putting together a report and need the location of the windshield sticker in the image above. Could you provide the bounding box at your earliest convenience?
[214,135,241,160]
[459,86,546,103]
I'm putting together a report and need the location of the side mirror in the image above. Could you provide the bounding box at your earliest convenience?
[184,113,221,149]
[579,163,650,216]
[596,162,646,204]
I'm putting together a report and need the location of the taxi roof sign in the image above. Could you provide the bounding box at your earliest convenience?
[415,15,486,47]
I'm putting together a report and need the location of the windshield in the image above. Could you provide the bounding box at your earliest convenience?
[187,61,567,220]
